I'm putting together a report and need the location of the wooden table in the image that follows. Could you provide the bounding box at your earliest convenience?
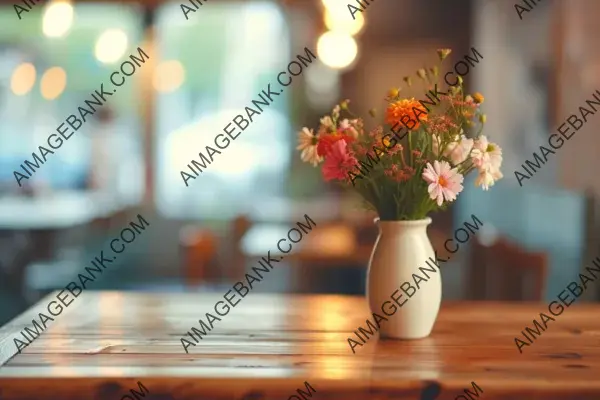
[1,292,599,399]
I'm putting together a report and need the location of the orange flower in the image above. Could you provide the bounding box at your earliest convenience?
[472,92,484,104]
[385,98,428,130]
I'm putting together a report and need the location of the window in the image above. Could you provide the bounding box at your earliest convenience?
[155,1,291,220]
[0,3,144,203]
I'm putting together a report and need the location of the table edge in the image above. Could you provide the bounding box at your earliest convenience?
[0,290,84,367]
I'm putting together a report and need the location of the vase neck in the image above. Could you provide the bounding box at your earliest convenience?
[375,218,432,235]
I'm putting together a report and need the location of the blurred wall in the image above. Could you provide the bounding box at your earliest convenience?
[558,0,600,195]
[465,0,600,300]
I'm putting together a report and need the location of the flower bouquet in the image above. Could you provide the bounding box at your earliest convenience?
[296,48,503,339]
[297,49,503,221]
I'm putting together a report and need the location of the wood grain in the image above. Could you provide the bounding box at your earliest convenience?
[0,292,600,399]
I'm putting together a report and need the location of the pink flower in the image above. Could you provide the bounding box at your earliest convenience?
[432,133,474,166]
[322,139,359,182]
[354,144,369,157]
[475,164,503,190]
[471,135,502,171]
[422,160,464,206]
[368,126,384,138]
[446,134,474,165]
[339,119,358,138]
[339,119,350,130]
[475,167,503,191]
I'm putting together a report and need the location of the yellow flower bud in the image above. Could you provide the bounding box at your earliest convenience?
[340,99,350,110]
[479,114,487,124]
[416,69,427,80]
[387,88,400,98]
[473,92,484,104]
[457,75,464,85]
[368,108,377,118]
[429,66,439,77]
[403,76,412,87]
[436,48,452,61]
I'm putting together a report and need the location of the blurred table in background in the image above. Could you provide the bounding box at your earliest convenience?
[241,221,450,293]
[241,223,373,265]
[0,190,132,230]
[0,292,598,400]
[0,191,137,317]
[241,222,373,293]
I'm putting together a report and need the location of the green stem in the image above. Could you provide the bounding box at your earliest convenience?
[475,119,485,137]
[344,107,358,119]
[408,132,414,166]
[399,149,407,168]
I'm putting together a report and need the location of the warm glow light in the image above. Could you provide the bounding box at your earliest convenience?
[317,31,358,70]
[321,0,341,11]
[42,1,74,38]
[95,29,128,65]
[153,60,185,93]
[324,8,364,35]
[10,63,36,96]
[40,67,67,100]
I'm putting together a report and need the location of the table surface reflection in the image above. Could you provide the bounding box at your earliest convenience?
[0,292,599,399]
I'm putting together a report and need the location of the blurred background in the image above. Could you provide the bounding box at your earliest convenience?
[0,0,599,326]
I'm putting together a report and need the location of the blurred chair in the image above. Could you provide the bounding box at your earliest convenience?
[0,231,31,316]
[457,182,594,301]
[582,189,600,301]
[24,219,106,300]
[355,218,379,247]
[429,228,452,259]
[179,226,219,287]
[468,235,549,301]
[228,215,253,282]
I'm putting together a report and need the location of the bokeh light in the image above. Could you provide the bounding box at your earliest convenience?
[42,1,74,38]
[10,63,36,96]
[95,29,129,64]
[40,67,67,100]
[153,60,185,93]
[324,7,364,36]
[317,31,358,70]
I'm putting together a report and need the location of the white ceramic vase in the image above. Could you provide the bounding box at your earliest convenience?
[366,217,441,339]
